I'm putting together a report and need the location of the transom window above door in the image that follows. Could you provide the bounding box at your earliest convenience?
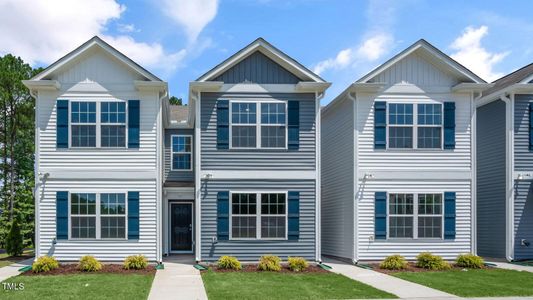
[387,103,443,149]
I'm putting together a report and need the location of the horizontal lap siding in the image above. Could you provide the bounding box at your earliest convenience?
[514,94,533,170]
[201,92,316,170]
[357,180,471,260]
[39,180,157,261]
[200,179,316,261]
[514,181,533,260]
[164,128,194,182]
[321,98,354,259]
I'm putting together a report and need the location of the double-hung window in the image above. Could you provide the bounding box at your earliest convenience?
[388,193,443,239]
[71,102,97,147]
[260,103,286,148]
[70,193,97,239]
[101,102,127,147]
[388,104,413,148]
[100,193,126,239]
[230,192,287,240]
[171,135,192,170]
[387,103,443,149]
[417,104,442,149]
[231,102,257,148]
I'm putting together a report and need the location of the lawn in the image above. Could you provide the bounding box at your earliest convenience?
[202,271,397,299]
[0,250,34,268]
[1,273,155,300]
[394,268,533,297]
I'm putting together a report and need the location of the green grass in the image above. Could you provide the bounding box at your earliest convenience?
[1,273,155,300]
[394,268,533,297]
[0,250,34,268]
[202,271,396,299]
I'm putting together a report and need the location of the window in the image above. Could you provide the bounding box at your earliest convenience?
[230,192,287,240]
[101,102,126,147]
[230,101,287,149]
[171,135,192,170]
[70,192,127,239]
[388,104,413,148]
[388,193,443,239]
[417,104,442,149]
[387,103,443,149]
[71,102,97,147]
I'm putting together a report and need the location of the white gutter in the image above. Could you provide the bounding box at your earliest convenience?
[347,91,358,264]
[500,94,515,262]
[316,90,325,262]
[156,88,168,263]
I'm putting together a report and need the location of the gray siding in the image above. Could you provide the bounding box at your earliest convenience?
[513,180,533,260]
[200,92,316,170]
[212,51,300,84]
[477,100,506,258]
[164,128,194,182]
[514,94,533,171]
[200,179,316,261]
[321,98,355,259]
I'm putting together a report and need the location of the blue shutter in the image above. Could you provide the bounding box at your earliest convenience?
[288,191,300,240]
[529,103,533,150]
[444,102,456,149]
[217,191,229,240]
[56,100,69,148]
[128,191,140,240]
[375,192,387,240]
[217,100,229,149]
[56,191,68,240]
[444,192,456,239]
[374,101,386,149]
[128,100,140,148]
[288,101,300,150]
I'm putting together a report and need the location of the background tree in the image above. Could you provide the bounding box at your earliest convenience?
[168,96,184,105]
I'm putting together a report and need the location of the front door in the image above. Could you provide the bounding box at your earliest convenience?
[169,202,193,253]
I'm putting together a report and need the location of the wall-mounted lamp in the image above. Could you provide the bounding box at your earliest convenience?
[203,173,213,180]
[363,173,375,180]
[518,174,524,180]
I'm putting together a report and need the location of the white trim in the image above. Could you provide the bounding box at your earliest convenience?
[200,170,316,180]
[170,134,193,171]
[22,80,60,91]
[350,91,359,263]
[477,84,533,107]
[34,91,41,257]
[168,202,194,254]
[471,91,478,255]
[357,170,472,180]
[315,91,323,262]
[500,94,515,262]
[41,170,157,180]
[194,91,202,262]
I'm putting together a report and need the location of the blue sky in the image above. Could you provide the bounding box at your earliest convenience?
[1,0,533,104]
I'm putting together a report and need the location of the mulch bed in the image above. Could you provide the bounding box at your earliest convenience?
[207,264,329,273]
[22,264,156,276]
[368,262,488,274]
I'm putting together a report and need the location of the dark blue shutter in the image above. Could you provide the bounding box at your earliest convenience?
[56,100,69,148]
[529,103,533,150]
[128,191,140,240]
[444,192,456,239]
[56,191,68,240]
[375,192,387,239]
[217,100,229,149]
[288,101,300,150]
[217,191,229,240]
[288,191,300,240]
[444,102,456,149]
[128,100,140,148]
[374,101,386,149]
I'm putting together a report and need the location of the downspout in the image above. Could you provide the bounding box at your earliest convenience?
[192,90,201,262]
[471,91,482,255]
[29,88,41,257]
[347,91,358,264]
[316,90,325,263]
[157,87,168,263]
[500,94,514,262]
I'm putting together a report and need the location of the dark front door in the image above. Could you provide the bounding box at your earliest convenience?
[170,203,193,252]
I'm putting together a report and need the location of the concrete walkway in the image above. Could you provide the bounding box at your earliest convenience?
[0,258,34,282]
[148,256,207,300]
[323,258,458,299]
[488,261,533,273]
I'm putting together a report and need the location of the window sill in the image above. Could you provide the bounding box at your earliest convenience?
[381,238,447,243]
[227,238,289,242]
[57,148,137,151]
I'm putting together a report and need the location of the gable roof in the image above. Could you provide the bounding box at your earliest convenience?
[30,36,161,82]
[482,63,533,97]
[196,37,325,83]
[357,39,486,84]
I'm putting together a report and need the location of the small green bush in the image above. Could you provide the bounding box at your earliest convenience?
[217,256,241,270]
[123,255,148,270]
[288,257,308,272]
[380,254,408,270]
[32,256,59,273]
[258,255,281,271]
[5,219,23,256]
[456,253,484,269]
[416,252,451,270]
[78,255,102,272]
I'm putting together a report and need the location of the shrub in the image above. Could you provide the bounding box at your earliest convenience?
[416,252,451,270]
[123,255,148,270]
[456,253,484,269]
[258,255,282,271]
[217,256,241,270]
[380,254,408,270]
[288,257,308,272]
[32,256,59,273]
[78,255,102,272]
[5,219,23,256]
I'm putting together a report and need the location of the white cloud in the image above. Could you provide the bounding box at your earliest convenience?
[450,26,509,82]
[0,0,185,73]
[117,23,139,33]
[162,0,219,42]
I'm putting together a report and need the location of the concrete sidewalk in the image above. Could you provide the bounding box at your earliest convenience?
[488,261,533,273]
[323,258,458,299]
[148,256,207,300]
[0,258,34,282]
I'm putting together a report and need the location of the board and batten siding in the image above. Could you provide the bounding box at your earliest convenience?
[164,128,194,182]
[200,179,316,261]
[476,100,506,258]
[321,97,355,260]
[200,92,316,171]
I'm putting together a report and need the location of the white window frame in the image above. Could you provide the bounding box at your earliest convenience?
[386,102,443,150]
[229,191,288,240]
[387,192,444,240]
[229,100,288,150]
[68,191,128,240]
[171,134,193,171]
[68,100,128,149]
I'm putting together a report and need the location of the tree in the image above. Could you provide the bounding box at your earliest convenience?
[5,218,23,256]
[169,96,183,105]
